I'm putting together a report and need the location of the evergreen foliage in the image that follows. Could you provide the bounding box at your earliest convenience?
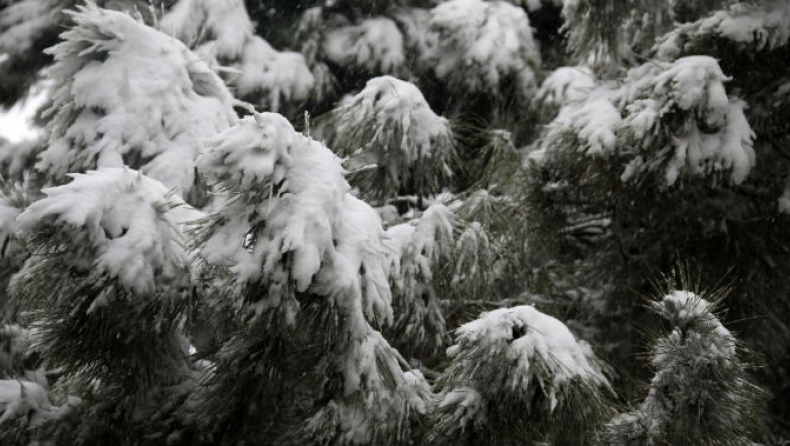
[0,0,787,444]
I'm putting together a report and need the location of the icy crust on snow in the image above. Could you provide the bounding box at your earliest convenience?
[328,76,455,199]
[656,1,790,59]
[428,0,541,100]
[39,4,236,200]
[533,66,596,120]
[162,0,315,110]
[539,56,755,186]
[323,18,406,75]
[16,168,190,295]
[196,113,430,442]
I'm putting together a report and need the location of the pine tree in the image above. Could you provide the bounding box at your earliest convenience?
[1,0,787,443]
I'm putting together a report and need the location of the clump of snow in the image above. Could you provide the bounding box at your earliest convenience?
[533,66,596,120]
[326,76,455,202]
[433,304,611,443]
[162,0,315,110]
[428,0,541,101]
[234,38,315,111]
[539,56,755,187]
[40,4,236,202]
[449,306,609,400]
[617,57,755,185]
[656,1,790,60]
[550,98,622,155]
[161,0,251,59]
[16,168,191,296]
[0,380,55,426]
[195,111,430,442]
[323,18,406,75]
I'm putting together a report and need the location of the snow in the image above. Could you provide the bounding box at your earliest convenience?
[334,76,453,161]
[328,76,455,199]
[196,111,430,442]
[162,0,315,110]
[451,305,609,402]
[617,57,755,185]
[437,387,487,431]
[533,66,596,118]
[323,18,406,75]
[540,56,755,186]
[161,0,252,60]
[428,0,541,100]
[552,98,621,155]
[16,168,191,296]
[234,37,315,111]
[0,380,54,426]
[653,290,734,357]
[0,0,62,56]
[39,4,236,201]
[656,1,790,59]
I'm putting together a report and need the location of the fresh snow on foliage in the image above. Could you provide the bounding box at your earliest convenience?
[605,290,763,445]
[384,204,455,352]
[326,76,455,202]
[428,0,540,101]
[324,18,406,75]
[539,56,755,186]
[617,56,755,185]
[432,304,611,445]
[533,66,596,120]
[447,306,608,396]
[161,0,251,59]
[39,4,236,202]
[0,379,54,425]
[162,0,315,110]
[656,1,790,59]
[196,112,431,443]
[16,168,190,295]
[552,98,621,155]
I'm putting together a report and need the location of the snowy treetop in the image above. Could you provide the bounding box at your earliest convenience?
[652,290,735,357]
[327,76,456,202]
[39,3,236,200]
[197,112,395,325]
[539,56,755,186]
[448,305,609,396]
[16,168,190,296]
[428,0,541,100]
[334,76,453,162]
